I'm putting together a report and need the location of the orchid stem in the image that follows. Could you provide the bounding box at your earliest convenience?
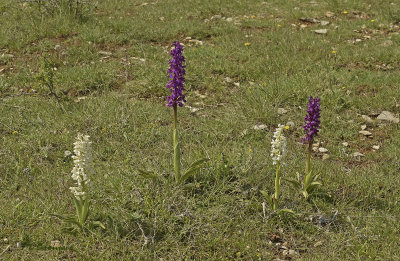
[173,105,181,183]
[273,161,281,211]
[304,141,313,192]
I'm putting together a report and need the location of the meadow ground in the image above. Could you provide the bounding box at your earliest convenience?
[1,0,400,260]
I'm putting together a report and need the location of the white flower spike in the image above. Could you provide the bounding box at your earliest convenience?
[69,133,93,199]
[270,124,287,165]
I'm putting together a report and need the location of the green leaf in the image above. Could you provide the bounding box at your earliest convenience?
[92,221,106,230]
[304,171,313,187]
[180,166,201,184]
[260,190,273,205]
[50,214,81,228]
[306,182,322,194]
[137,169,158,180]
[180,158,208,184]
[81,199,90,224]
[302,190,309,199]
[282,178,302,190]
[188,158,209,169]
[73,197,83,223]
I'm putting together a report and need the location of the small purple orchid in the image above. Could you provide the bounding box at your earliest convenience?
[166,41,186,107]
[302,96,321,144]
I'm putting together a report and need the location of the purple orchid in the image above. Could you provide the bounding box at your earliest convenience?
[166,41,186,107]
[302,96,321,144]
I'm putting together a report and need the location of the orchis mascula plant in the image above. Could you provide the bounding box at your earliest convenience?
[286,96,322,199]
[53,134,101,231]
[261,124,287,211]
[261,125,293,214]
[139,41,207,184]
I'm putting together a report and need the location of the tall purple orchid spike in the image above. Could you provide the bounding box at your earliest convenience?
[166,41,186,107]
[302,96,321,144]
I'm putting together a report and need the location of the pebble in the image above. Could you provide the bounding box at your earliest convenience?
[320,20,330,26]
[253,124,268,130]
[377,111,399,123]
[342,142,349,147]
[98,51,112,56]
[322,154,330,160]
[319,147,328,153]
[224,77,232,83]
[361,124,367,130]
[352,152,365,157]
[372,145,380,150]
[361,115,374,124]
[314,29,328,34]
[286,121,295,128]
[277,108,288,114]
[325,11,335,18]
[359,130,372,136]
[51,240,61,248]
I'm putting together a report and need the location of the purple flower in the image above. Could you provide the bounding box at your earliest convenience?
[302,96,321,144]
[166,41,186,107]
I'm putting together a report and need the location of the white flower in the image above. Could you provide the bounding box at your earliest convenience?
[69,134,93,199]
[270,124,287,165]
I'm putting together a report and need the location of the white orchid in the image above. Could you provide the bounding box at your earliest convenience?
[270,124,287,165]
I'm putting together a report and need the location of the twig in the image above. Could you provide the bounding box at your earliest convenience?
[0,245,10,257]
[136,221,149,249]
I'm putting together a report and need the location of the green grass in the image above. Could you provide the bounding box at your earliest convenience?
[1,0,400,259]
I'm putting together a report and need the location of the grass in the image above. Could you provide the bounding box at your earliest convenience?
[1,0,400,259]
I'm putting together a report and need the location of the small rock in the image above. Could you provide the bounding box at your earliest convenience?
[288,249,298,256]
[98,51,112,56]
[300,18,320,23]
[210,15,222,20]
[314,241,323,247]
[3,238,8,243]
[322,154,330,160]
[2,54,14,58]
[286,121,295,128]
[186,105,201,113]
[372,145,380,150]
[381,40,393,47]
[159,16,165,21]
[253,124,268,130]
[342,142,349,147]
[234,82,240,87]
[277,108,288,114]
[319,147,328,153]
[51,240,61,248]
[320,20,330,26]
[359,130,372,136]
[54,44,61,50]
[325,11,335,18]
[224,77,232,83]
[226,17,233,22]
[188,39,203,45]
[361,115,374,124]
[369,112,380,117]
[314,29,328,34]
[361,124,367,130]
[377,111,399,123]
[16,242,22,248]
[352,152,365,157]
